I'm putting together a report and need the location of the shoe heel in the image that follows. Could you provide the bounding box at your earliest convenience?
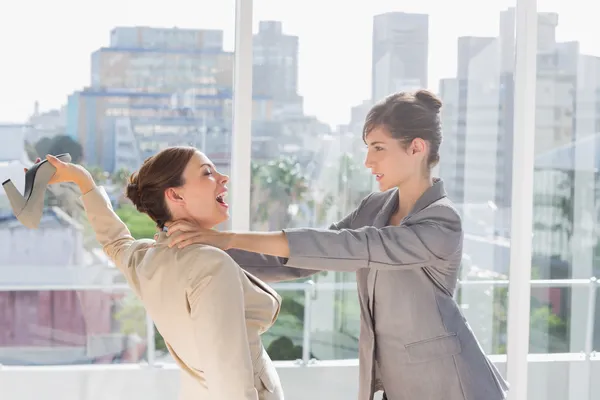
[2,153,72,229]
[2,179,26,216]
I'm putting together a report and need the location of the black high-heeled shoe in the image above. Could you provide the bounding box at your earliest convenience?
[2,153,72,229]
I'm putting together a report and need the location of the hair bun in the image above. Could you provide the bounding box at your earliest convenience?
[415,90,442,113]
[126,182,145,211]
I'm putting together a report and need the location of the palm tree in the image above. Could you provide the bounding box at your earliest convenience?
[112,168,131,187]
[250,156,309,230]
[337,152,371,219]
[88,166,107,184]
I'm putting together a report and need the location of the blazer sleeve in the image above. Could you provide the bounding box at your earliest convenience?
[225,249,313,283]
[81,186,142,289]
[184,246,259,400]
[282,203,463,272]
[227,193,374,282]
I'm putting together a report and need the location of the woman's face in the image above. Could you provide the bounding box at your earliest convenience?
[363,126,427,191]
[167,151,229,228]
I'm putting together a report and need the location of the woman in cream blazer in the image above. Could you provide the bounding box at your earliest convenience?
[38,149,284,400]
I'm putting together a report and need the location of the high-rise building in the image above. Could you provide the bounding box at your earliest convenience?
[109,26,224,51]
[67,27,273,172]
[253,21,301,112]
[371,12,429,102]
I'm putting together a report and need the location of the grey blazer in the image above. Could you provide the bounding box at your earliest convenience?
[228,179,509,400]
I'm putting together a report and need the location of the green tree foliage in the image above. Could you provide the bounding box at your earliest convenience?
[33,135,83,163]
[115,204,156,239]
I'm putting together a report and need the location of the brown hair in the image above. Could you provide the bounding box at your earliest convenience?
[363,89,443,168]
[126,146,197,229]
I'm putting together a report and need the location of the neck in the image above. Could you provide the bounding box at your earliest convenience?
[165,216,217,231]
[396,176,434,217]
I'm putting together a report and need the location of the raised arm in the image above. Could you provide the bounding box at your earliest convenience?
[81,186,136,264]
[41,155,142,287]
[81,186,146,293]
[184,247,258,400]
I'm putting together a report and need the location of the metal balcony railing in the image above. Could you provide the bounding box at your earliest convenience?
[0,278,597,366]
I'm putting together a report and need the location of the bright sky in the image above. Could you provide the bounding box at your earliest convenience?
[0,0,596,126]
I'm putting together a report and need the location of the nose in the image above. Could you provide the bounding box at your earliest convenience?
[219,173,229,185]
[364,152,374,169]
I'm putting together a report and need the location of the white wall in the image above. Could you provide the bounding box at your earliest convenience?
[2,359,600,400]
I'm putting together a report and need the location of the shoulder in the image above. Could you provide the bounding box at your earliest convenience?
[415,197,462,229]
[411,199,463,259]
[173,244,241,283]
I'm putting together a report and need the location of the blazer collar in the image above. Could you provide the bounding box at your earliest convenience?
[374,178,447,227]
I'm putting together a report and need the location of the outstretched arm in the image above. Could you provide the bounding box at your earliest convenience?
[280,205,462,272]
[170,203,462,273]
[168,194,373,281]
[225,249,314,283]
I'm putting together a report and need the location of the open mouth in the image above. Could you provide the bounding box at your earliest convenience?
[216,192,229,208]
[375,174,384,181]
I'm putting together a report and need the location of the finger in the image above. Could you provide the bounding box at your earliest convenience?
[46,154,67,169]
[24,168,28,173]
[165,221,181,235]
[168,231,200,247]
[168,233,188,247]
[166,221,195,235]
[176,238,201,249]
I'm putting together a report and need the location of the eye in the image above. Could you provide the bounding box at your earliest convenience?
[204,167,213,176]
[374,146,384,151]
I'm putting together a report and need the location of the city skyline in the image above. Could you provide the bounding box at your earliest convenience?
[0,0,594,127]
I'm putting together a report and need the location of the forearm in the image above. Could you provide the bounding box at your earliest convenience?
[80,185,135,275]
[226,250,317,282]
[229,231,290,258]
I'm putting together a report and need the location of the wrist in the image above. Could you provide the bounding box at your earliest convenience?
[75,173,96,195]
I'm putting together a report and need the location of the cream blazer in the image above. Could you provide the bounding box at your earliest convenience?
[81,186,284,400]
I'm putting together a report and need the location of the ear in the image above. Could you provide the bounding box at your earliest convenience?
[165,187,185,205]
[410,138,427,155]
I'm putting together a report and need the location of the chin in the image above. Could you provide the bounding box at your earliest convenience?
[215,210,230,225]
[378,181,393,192]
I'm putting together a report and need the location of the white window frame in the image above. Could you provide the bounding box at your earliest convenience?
[506,0,537,399]
[231,0,254,231]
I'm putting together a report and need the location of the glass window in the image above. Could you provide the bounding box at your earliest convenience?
[0,0,234,380]
[531,3,600,398]
[249,0,516,369]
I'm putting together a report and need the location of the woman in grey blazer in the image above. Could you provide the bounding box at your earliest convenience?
[166,90,509,400]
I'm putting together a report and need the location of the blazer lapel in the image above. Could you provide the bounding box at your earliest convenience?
[366,189,399,322]
[372,188,399,228]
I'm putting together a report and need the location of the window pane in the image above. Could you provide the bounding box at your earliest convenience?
[0,0,233,379]
[531,2,600,399]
